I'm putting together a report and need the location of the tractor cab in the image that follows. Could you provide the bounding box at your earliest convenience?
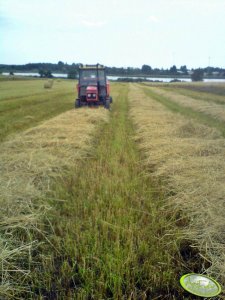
[75,64,112,109]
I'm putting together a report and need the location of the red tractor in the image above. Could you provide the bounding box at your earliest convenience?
[75,64,112,109]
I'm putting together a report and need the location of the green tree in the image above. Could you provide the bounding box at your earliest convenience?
[141,64,152,74]
[180,65,188,74]
[39,70,45,77]
[39,70,53,78]
[58,61,64,67]
[45,70,53,78]
[169,65,177,74]
[67,69,77,79]
[191,69,204,81]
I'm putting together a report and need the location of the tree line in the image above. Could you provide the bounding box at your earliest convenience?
[1,62,225,80]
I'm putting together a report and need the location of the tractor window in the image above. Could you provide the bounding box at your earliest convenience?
[80,70,97,85]
[79,69,106,86]
[98,70,106,85]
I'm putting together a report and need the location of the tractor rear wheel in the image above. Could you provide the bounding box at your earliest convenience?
[75,99,80,108]
[105,99,110,110]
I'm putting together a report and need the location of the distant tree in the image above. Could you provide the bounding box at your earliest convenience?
[169,65,177,74]
[45,70,53,78]
[191,69,204,81]
[206,67,213,76]
[39,70,53,78]
[153,68,160,74]
[39,70,45,77]
[141,64,152,74]
[58,61,64,67]
[180,65,188,74]
[67,69,77,79]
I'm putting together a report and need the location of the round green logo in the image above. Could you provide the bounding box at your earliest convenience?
[180,273,222,297]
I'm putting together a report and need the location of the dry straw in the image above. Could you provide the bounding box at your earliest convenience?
[0,108,109,297]
[44,79,54,89]
[174,82,225,105]
[150,87,225,123]
[129,84,225,286]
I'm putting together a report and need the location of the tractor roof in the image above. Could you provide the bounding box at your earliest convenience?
[79,64,105,70]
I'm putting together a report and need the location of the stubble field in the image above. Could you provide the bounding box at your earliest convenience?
[0,78,224,299]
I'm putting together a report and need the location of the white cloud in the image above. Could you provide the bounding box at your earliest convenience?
[148,16,159,23]
[80,20,106,28]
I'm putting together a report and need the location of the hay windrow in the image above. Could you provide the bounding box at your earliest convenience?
[0,108,109,297]
[129,84,225,286]
[149,86,225,124]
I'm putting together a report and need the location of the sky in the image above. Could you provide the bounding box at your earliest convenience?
[0,0,225,69]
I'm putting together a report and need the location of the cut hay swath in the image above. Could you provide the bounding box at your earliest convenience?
[129,84,225,287]
[149,87,225,123]
[166,84,225,106]
[0,108,109,297]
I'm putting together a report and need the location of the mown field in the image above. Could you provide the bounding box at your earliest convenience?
[0,78,75,142]
[0,78,224,299]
